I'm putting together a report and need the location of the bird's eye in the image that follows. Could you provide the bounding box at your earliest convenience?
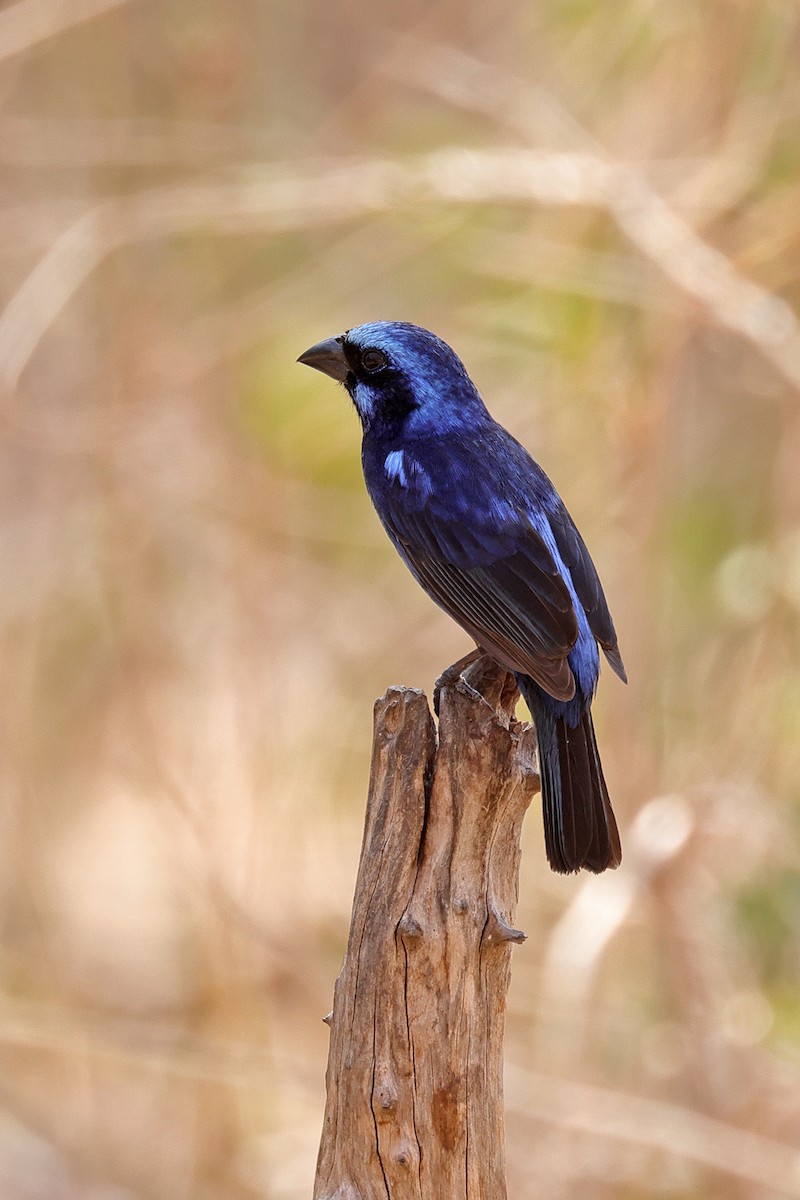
[361,349,388,373]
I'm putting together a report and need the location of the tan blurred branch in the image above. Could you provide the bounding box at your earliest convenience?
[1,150,799,392]
[385,39,773,221]
[0,0,131,62]
[537,795,694,1070]
[505,1066,800,1198]
[0,116,275,167]
[0,1004,798,1196]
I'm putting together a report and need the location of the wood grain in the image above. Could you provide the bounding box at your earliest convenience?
[314,657,539,1200]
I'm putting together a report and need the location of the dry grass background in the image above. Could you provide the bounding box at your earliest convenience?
[1,1,800,1196]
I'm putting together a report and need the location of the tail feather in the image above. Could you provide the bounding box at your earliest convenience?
[583,712,621,871]
[524,689,621,874]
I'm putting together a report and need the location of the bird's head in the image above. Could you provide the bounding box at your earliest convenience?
[298,321,488,435]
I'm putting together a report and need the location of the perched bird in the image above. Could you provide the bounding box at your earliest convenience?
[298,322,626,873]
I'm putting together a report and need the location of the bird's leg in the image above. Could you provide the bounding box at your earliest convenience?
[462,655,519,717]
[433,648,484,716]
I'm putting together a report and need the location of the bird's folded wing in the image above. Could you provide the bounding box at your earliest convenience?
[547,503,627,683]
[384,503,580,702]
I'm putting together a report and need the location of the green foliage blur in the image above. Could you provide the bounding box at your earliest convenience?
[1,1,799,1196]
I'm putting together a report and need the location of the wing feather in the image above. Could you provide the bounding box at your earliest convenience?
[364,428,624,700]
[382,497,580,701]
[548,503,627,683]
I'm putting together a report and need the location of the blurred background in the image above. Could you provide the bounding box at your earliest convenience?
[1,0,800,1196]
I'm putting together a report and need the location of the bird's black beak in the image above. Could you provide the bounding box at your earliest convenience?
[297,336,349,383]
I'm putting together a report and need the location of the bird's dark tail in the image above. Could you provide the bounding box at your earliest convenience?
[521,684,621,874]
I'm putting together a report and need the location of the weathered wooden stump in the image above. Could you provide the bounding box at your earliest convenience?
[313,656,539,1200]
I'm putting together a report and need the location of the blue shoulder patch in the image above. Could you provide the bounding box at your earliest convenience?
[384,449,407,486]
[384,448,433,508]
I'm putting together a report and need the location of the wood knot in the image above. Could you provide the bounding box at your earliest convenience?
[374,1082,398,1114]
[453,897,469,914]
[483,911,526,946]
[398,913,423,940]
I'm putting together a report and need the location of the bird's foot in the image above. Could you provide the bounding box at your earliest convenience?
[433,649,483,716]
[435,652,520,720]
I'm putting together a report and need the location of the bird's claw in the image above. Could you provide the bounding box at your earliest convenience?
[433,649,484,716]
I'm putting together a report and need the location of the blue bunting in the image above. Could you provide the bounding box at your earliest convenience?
[299,322,626,874]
